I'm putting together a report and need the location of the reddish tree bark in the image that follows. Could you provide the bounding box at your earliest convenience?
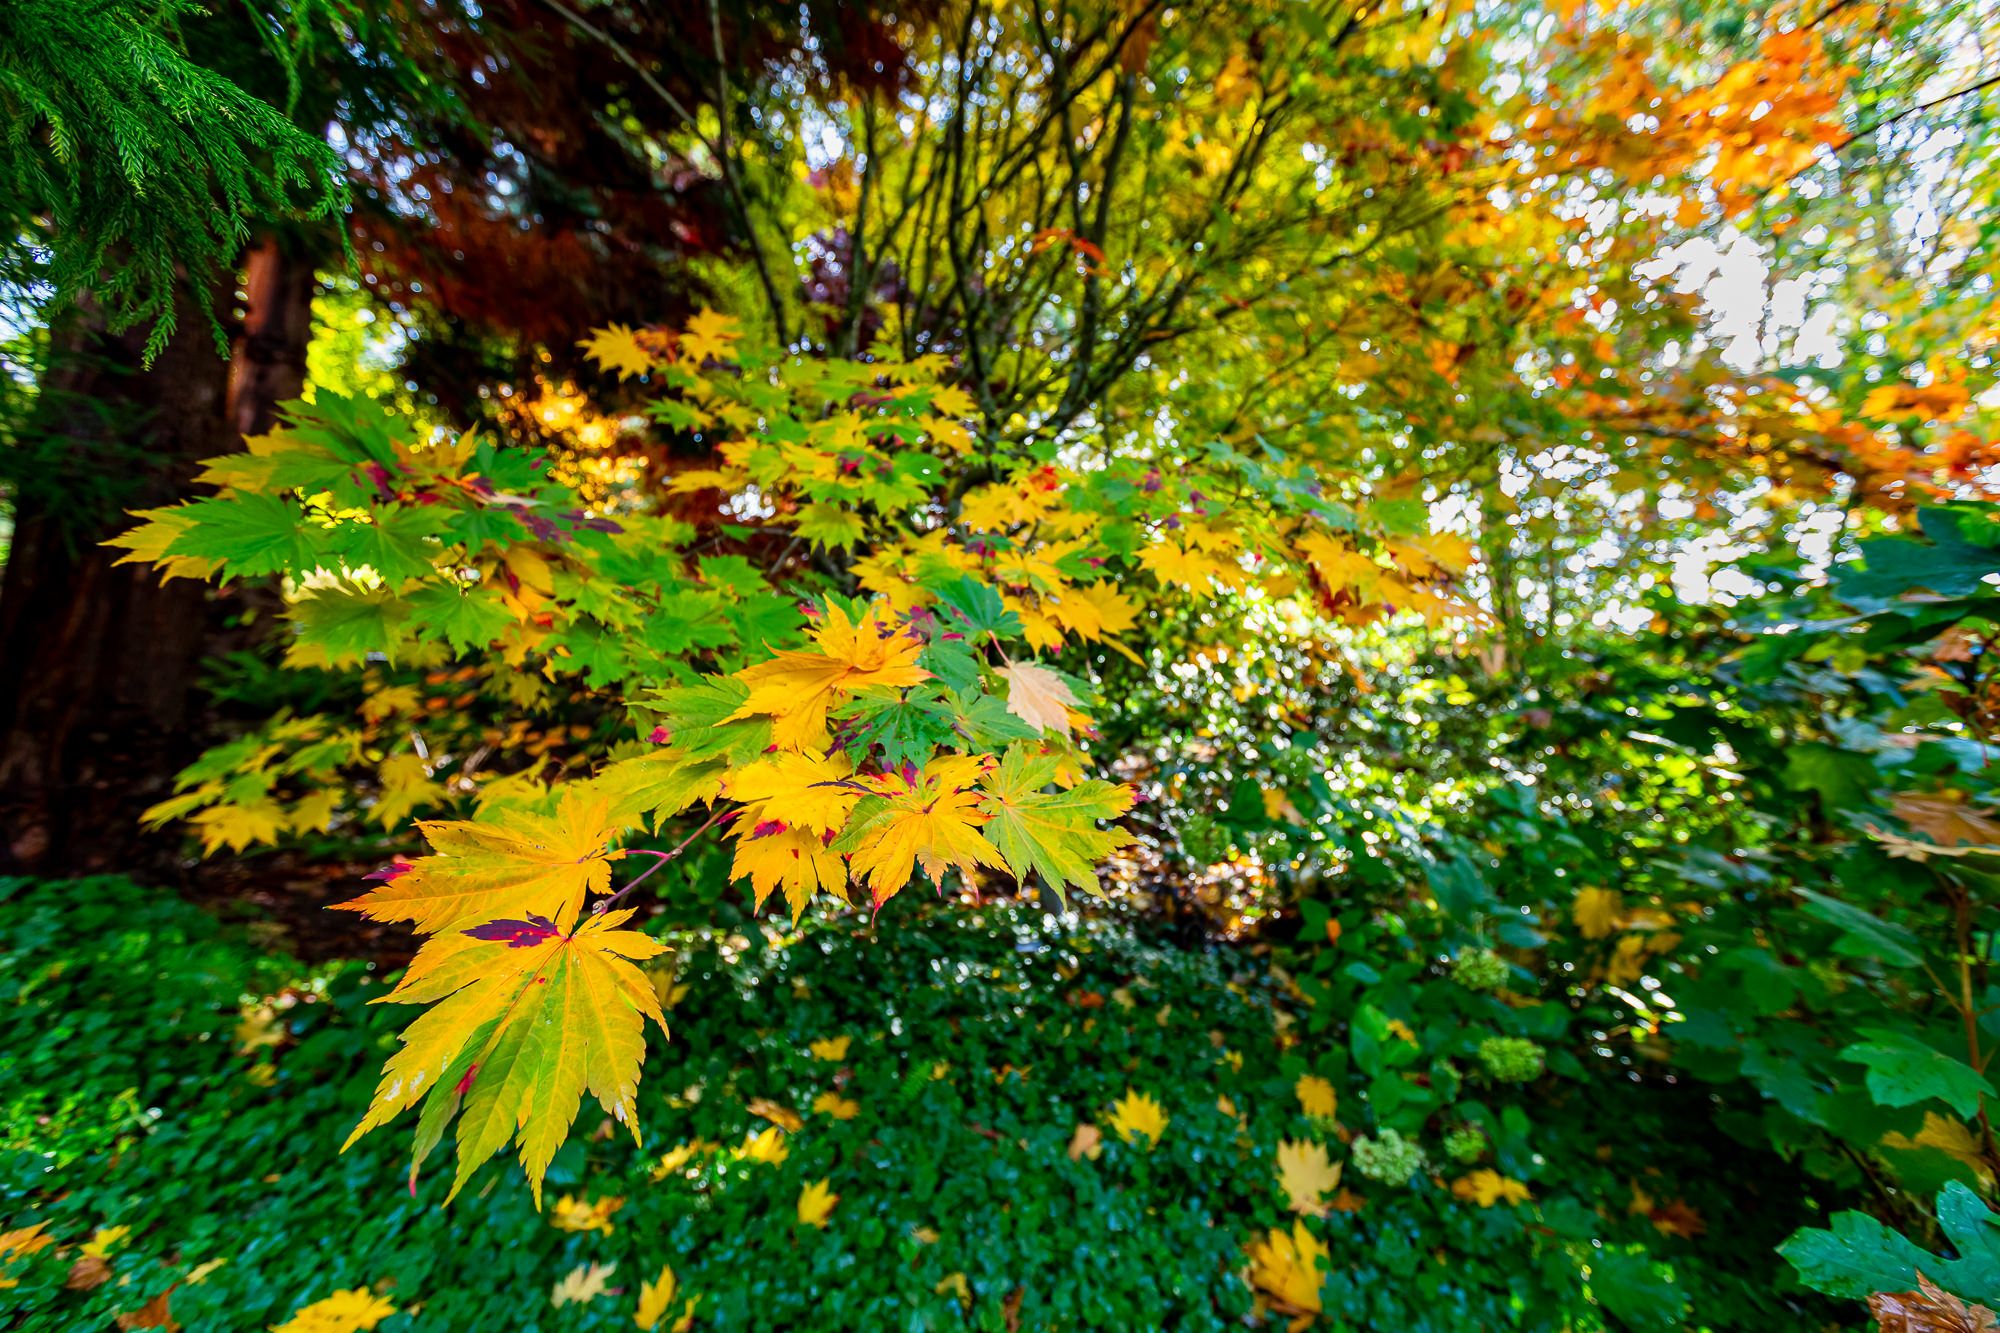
[0,291,230,874]
[0,238,320,875]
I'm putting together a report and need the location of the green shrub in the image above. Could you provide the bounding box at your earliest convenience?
[0,877,1845,1330]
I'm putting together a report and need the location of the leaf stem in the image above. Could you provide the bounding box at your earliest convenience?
[596,808,735,914]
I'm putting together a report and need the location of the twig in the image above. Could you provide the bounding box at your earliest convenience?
[596,807,735,913]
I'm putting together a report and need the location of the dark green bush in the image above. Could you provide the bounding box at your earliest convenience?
[1,877,1843,1330]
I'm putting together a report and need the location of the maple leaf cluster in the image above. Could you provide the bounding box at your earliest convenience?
[117,309,1487,1199]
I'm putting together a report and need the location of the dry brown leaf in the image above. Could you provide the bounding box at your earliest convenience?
[1869,1273,2000,1333]
[66,1254,113,1290]
[114,1287,181,1332]
[997,661,1077,738]
[1067,1122,1103,1161]
[1894,794,2000,850]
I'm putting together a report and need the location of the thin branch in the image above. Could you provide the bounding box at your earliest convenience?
[1839,70,2000,154]
[596,807,735,913]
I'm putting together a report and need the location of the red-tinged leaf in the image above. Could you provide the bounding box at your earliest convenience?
[345,908,668,1207]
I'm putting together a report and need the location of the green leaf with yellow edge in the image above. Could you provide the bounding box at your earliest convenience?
[977,744,1133,899]
[162,492,325,577]
[593,749,725,828]
[346,906,667,1206]
[408,581,518,653]
[794,503,866,551]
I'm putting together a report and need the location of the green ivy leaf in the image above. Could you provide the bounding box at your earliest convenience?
[1840,1030,1993,1118]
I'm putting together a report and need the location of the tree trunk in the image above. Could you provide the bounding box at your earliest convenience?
[0,238,324,878]
[228,235,318,435]
[0,290,233,875]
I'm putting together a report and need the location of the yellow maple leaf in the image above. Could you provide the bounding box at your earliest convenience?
[649,1141,712,1180]
[1297,531,1385,598]
[0,1222,53,1289]
[1245,1220,1327,1318]
[336,788,620,935]
[748,1097,804,1130]
[578,324,655,381]
[836,754,1006,907]
[81,1226,131,1260]
[549,1261,617,1309]
[809,1035,852,1062]
[343,907,667,1207]
[678,309,742,365]
[812,1092,861,1120]
[1044,581,1130,643]
[730,824,848,921]
[1451,1169,1532,1207]
[1139,540,1236,590]
[190,800,288,854]
[797,1177,840,1228]
[1862,381,1970,423]
[1276,1139,1343,1216]
[270,1287,399,1333]
[1572,887,1623,940]
[960,481,1054,532]
[727,752,862,835]
[736,1126,790,1165]
[925,414,973,453]
[1108,1089,1169,1147]
[633,1263,701,1331]
[930,383,978,418]
[549,1194,624,1235]
[727,601,929,751]
[1295,1074,1337,1119]
[1386,531,1475,579]
[1883,1111,1994,1180]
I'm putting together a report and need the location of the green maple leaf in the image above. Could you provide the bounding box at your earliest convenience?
[934,576,1021,641]
[441,505,527,551]
[638,679,772,763]
[794,503,866,551]
[1840,1030,1994,1118]
[978,743,1132,899]
[409,583,517,653]
[842,686,959,770]
[943,689,1039,749]
[641,590,735,656]
[293,583,411,662]
[164,493,325,576]
[327,507,446,583]
[546,619,631,686]
[723,594,807,663]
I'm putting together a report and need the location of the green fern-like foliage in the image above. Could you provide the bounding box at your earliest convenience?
[0,0,348,357]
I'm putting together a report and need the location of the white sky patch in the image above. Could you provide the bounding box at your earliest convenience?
[1636,230,1843,372]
